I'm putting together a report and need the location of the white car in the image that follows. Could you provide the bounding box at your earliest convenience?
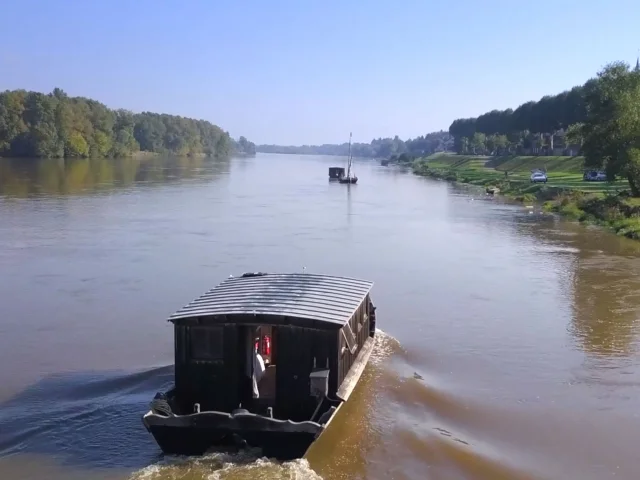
[530,171,547,183]
[583,170,607,182]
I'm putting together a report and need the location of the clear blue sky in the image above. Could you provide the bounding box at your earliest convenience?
[1,0,638,145]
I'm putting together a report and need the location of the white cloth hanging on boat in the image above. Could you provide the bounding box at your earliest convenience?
[252,350,266,398]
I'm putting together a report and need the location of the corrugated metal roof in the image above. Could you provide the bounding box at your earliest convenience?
[169,273,374,326]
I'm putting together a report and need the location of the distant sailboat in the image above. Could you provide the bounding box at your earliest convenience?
[339,133,358,184]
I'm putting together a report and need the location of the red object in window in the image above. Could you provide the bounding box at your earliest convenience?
[254,340,259,352]
[263,335,271,356]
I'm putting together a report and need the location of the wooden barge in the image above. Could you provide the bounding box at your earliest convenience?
[338,132,358,184]
[142,272,377,459]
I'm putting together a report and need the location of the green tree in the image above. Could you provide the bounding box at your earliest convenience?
[459,136,469,154]
[24,92,63,157]
[485,135,497,155]
[255,132,454,158]
[92,130,112,156]
[0,88,243,159]
[580,62,640,194]
[565,123,584,151]
[0,91,28,154]
[448,71,590,154]
[494,134,509,154]
[236,136,256,155]
[65,131,90,157]
[471,132,486,154]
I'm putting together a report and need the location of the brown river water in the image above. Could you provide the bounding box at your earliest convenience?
[1,154,640,480]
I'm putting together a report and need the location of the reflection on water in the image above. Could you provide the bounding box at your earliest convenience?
[516,217,640,358]
[0,155,231,198]
[573,252,640,358]
[2,154,640,480]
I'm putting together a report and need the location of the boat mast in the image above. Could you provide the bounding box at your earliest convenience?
[347,132,352,178]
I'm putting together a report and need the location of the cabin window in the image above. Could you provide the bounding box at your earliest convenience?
[189,326,224,361]
[342,323,358,355]
[357,308,364,333]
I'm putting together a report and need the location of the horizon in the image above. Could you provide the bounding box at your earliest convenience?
[2,0,639,145]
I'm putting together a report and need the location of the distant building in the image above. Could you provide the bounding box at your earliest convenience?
[521,130,575,156]
[552,130,566,156]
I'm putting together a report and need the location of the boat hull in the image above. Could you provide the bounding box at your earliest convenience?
[142,408,325,460]
[338,177,358,184]
[144,422,317,459]
[142,334,377,460]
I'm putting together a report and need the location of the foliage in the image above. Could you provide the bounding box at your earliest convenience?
[447,60,640,195]
[416,154,625,195]
[233,136,256,155]
[543,192,640,239]
[447,64,609,157]
[565,122,584,147]
[577,62,640,195]
[0,88,244,158]
[388,152,418,165]
[414,152,640,239]
[449,85,588,144]
[256,131,453,158]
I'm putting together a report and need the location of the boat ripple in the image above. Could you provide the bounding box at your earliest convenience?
[131,452,321,480]
[0,365,174,469]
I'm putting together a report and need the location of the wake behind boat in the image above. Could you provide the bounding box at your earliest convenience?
[142,272,377,459]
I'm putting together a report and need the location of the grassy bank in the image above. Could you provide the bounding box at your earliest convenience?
[413,153,640,239]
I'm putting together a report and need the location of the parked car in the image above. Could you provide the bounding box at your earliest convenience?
[583,170,607,182]
[530,171,548,183]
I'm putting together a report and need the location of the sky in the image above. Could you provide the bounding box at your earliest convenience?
[1,0,639,145]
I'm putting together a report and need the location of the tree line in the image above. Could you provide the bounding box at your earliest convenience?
[448,60,640,195]
[0,88,255,158]
[257,130,453,159]
[449,86,587,151]
[448,77,591,156]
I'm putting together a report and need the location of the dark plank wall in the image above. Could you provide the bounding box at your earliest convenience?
[172,299,375,417]
[337,295,371,390]
[275,326,338,421]
[175,324,239,412]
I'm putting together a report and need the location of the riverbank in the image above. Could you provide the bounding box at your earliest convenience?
[412,153,640,239]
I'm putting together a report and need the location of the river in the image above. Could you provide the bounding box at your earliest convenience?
[0,153,639,480]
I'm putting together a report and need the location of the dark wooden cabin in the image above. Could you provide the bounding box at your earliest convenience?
[328,167,346,180]
[162,273,376,424]
[142,273,376,459]
[143,272,377,458]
